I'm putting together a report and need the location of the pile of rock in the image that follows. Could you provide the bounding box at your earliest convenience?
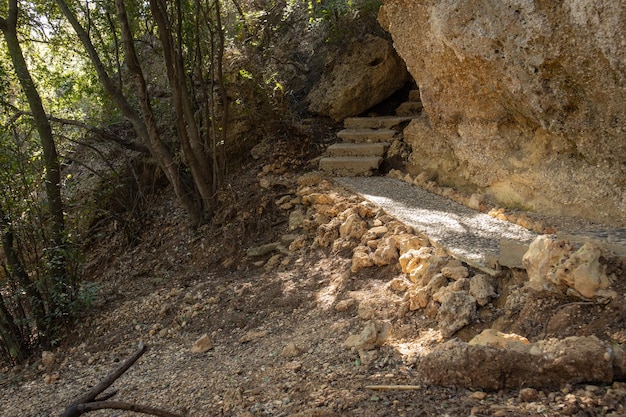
[268,172,505,340]
[248,167,626,394]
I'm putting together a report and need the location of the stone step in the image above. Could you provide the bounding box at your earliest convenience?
[319,156,383,177]
[344,116,417,130]
[396,101,424,116]
[337,128,397,143]
[327,142,389,158]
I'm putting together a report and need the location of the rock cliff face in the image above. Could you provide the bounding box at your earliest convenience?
[380,0,625,226]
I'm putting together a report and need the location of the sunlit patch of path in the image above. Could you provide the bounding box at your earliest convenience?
[336,176,538,274]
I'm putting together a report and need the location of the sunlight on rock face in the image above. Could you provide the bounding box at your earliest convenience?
[315,283,339,310]
[389,328,443,360]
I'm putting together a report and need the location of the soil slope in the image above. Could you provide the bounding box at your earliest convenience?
[1,145,625,417]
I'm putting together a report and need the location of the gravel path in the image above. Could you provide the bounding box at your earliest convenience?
[336,176,538,273]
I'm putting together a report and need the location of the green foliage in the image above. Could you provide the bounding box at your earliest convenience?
[305,0,383,40]
[0,5,87,364]
[0,114,82,360]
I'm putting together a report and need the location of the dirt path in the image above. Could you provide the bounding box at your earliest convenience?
[1,169,625,417]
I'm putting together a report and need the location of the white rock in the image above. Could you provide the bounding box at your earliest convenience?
[389,278,409,292]
[393,233,428,254]
[468,193,485,211]
[469,274,497,306]
[281,342,301,358]
[371,236,399,266]
[469,329,530,350]
[554,242,612,299]
[523,236,614,299]
[41,351,55,368]
[436,291,477,337]
[408,273,449,310]
[191,333,213,353]
[342,320,392,351]
[351,246,374,273]
[339,213,368,240]
[523,235,572,293]
[441,264,469,280]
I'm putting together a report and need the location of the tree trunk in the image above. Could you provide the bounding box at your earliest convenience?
[55,0,204,225]
[114,0,203,224]
[149,0,215,214]
[0,0,68,304]
[0,207,47,348]
[54,0,149,143]
[0,291,28,364]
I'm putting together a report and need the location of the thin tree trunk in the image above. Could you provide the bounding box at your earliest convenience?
[115,0,202,224]
[214,0,228,186]
[55,0,203,224]
[0,207,47,345]
[0,291,28,364]
[54,0,149,143]
[149,0,215,213]
[0,0,68,301]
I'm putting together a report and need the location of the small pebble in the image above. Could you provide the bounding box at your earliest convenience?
[471,391,488,400]
[519,387,539,402]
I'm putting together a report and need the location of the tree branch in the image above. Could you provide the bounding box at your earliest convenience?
[67,342,147,407]
[59,343,184,417]
[76,401,184,417]
[0,100,149,154]
[48,115,150,154]
[60,342,182,417]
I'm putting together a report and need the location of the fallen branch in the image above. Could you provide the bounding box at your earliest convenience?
[59,342,183,417]
[72,401,183,417]
[366,385,423,391]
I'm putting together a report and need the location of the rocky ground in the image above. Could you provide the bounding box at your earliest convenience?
[1,138,626,417]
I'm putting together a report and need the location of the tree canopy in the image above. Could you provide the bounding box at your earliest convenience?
[0,0,383,365]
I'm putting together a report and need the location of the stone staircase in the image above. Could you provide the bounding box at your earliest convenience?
[319,91,422,176]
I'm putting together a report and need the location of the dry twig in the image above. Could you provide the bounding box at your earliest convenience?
[59,342,183,417]
[366,385,423,391]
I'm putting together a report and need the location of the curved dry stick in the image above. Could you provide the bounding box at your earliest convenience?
[59,342,182,417]
[70,342,147,406]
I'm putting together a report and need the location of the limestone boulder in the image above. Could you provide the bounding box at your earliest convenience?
[469,329,530,350]
[191,333,213,353]
[360,225,388,244]
[351,246,374,273]
[441,261,469,281]
[399,247,431,274]
[307,34,409,121]
[408,273,448,311]
[339,213,368,241]
[393,233,428,255]
[554,241,613,299]
[436,290,477,338]
[469,274,497,306]
[315,218,342,248]
[523,235,573,294]
[381,1,626,226]
[523,235,614,299]
[405,247,448,286]
[371,236,399,266]
[418,336,617,390]
[342,320,392,351]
